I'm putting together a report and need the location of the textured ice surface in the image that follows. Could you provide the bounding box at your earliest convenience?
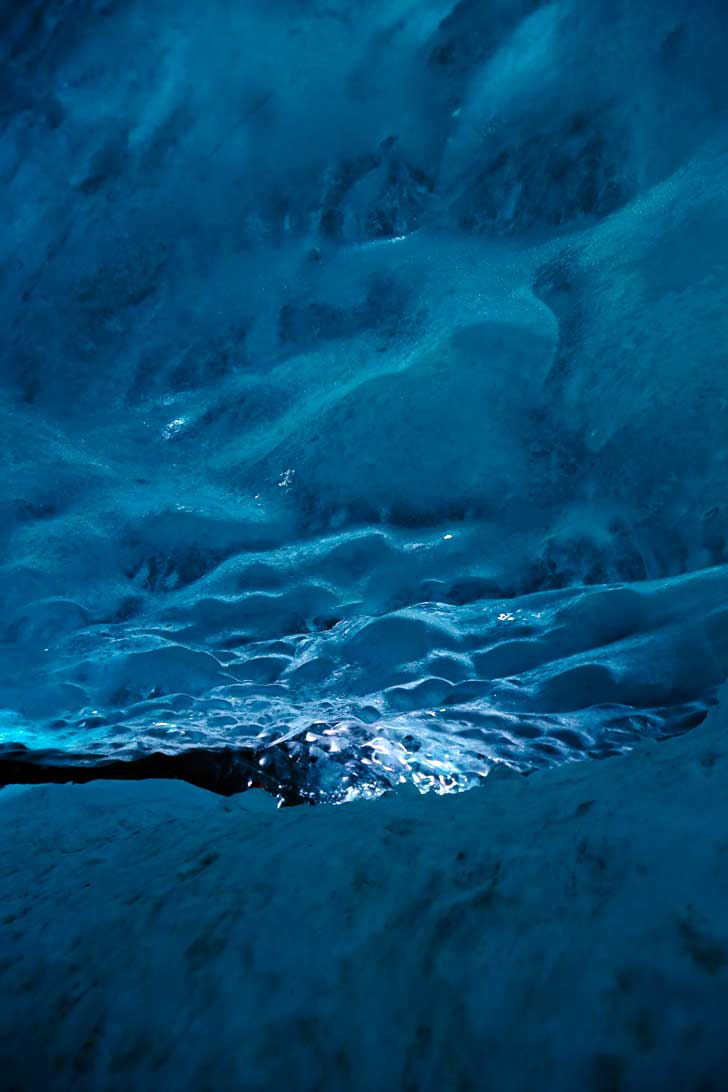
[1,0,728,801]
[3,689,728,1091]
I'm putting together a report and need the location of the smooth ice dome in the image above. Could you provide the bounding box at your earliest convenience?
[1,0,728,801]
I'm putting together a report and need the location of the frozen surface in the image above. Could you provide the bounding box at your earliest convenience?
[2,687,728,1090]
[2,0,728,798]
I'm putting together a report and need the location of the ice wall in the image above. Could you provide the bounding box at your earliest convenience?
[1,1,727,797]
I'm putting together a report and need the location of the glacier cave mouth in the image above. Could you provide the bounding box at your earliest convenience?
[1,0,727,804]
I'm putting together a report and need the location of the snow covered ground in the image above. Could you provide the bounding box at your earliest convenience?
[2,686,727,1091]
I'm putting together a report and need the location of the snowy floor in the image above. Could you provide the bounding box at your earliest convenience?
[2,689,728,1091]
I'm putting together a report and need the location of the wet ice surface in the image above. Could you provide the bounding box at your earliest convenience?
[2,532,726,803]
[2,1,728,802]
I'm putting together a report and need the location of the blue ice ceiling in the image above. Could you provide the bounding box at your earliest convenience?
[1,0,727,801]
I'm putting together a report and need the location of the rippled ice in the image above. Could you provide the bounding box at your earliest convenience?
[2,523,726,802]
[2,0,728,802]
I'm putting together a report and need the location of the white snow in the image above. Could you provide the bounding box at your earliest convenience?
[2,687,728,1090]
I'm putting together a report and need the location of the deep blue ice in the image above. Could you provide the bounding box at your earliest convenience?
[1,0,727,801]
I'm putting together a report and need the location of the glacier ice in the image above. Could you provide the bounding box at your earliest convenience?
[4,690,728,1090]
[1,0,728,801]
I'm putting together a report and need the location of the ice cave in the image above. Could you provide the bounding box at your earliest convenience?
[1,1,728,1088]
